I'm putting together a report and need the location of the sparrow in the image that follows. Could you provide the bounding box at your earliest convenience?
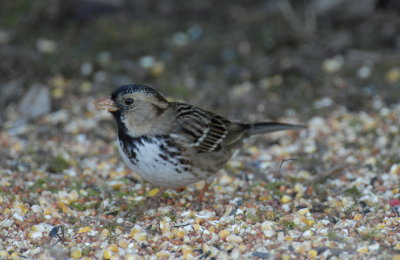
[97,84,305,201]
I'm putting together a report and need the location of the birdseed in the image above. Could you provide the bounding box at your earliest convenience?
[0,97,399,259]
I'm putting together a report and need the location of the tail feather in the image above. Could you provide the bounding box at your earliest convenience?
[246,122,306,135]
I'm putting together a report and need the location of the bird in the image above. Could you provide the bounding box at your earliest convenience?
[97,84,305,202]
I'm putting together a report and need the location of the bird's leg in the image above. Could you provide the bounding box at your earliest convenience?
[197,181,211,202]
[192,181,213,210]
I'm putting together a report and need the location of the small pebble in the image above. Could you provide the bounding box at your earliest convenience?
[226,234,243,243]
[281,195,292,204]
[70,249,82,259]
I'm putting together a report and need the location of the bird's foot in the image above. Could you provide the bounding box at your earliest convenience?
[192,200,204,211]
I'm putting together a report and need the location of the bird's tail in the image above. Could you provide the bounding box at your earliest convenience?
[245,122,306,135]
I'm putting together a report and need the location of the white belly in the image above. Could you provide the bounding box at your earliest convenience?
[118,137,201,188]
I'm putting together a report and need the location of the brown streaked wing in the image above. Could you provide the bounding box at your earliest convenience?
[173,103,231,153]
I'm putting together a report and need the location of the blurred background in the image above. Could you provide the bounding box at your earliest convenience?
[1,0,400,125]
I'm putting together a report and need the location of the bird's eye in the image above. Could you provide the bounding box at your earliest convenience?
[124,98,134,105]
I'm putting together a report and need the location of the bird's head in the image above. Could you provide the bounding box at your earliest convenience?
[97,84,170,137]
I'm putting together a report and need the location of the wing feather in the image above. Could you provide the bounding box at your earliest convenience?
[172,103,233,153]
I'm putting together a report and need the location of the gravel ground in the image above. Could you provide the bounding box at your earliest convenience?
[1,95,399,259]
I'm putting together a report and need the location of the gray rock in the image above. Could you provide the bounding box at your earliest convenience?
[252,251,270,258]
[19,84,51,119]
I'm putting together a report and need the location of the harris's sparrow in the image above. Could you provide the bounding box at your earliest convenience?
[97,84,305,201]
